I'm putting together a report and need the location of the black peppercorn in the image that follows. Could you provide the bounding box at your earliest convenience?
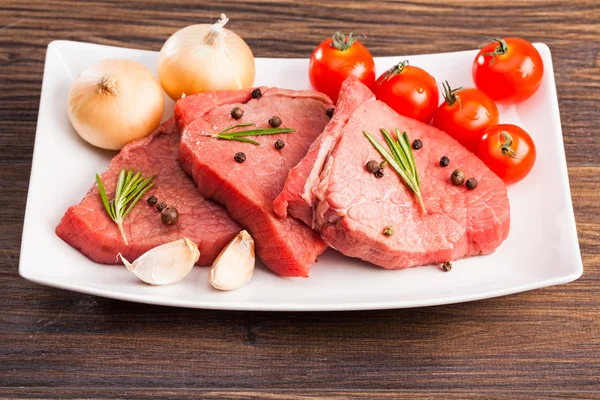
[147,195,157,206]
[440,156,450,167]
[234,152,246,163]
[466,178,478,190]
[161,207,179,226]
[269,116,282,127]
[374,168,384,179]
[412,139,423,150]
[231,107,244,120]
[383,225,394,237]
[251,88,262,99]
[274,139,285,150]
[366,160,380,173]
[326,108,334,118]
[451,169,465,186]
[156,201,167,212]
[442,261,452,272]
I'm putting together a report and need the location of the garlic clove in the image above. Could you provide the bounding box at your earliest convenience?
[120,238,200,286]
[209,230,255,291]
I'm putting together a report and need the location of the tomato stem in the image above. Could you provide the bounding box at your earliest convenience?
[440,81,463,107]
[500,131,518,158]
[380,60,409,83]
[330,32,358,51]
[479,37,508,65]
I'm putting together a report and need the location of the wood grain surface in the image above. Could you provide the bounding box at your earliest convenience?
[1,0,599,398]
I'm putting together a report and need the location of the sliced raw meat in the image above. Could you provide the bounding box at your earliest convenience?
[176,87,333,277]
[56,118,241,266]
[274,78,375,226]
[276,78,510,269]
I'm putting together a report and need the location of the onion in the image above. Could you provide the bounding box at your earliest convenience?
[158,13,255,100]
[67,59,164,150]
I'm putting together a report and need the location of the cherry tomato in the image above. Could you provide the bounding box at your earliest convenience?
[373,61,439,123]
[473,37,544,104]
[432,82,499,152]
[476,124,536,184]
[309,32,375,103]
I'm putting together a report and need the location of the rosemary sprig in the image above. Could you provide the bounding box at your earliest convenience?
[96,168,155,245]
[213,123,295,145]
[363,128,427,214]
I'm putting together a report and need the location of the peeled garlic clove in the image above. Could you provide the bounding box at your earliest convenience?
[209,230,255,291]
[120,238,200,285]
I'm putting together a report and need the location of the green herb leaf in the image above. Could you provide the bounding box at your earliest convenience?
[96,168,155,245]
[363,129,426,214]
[218,136,261,145]
[223,128,295,137]
[95,174,113,220]
[121,170,142,199]
[114,169,126,209]
[123,179,155,219]
[382,128,410,172]
[400,130,419,187]
[213,123,296,145]
[220,123,255,135]
[363,131,417,194]
[122,175,153,206]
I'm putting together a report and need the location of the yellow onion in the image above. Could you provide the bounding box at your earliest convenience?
[67,59,164,150]
[158,13,255,100]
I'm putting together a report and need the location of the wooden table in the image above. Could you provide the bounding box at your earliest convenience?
[1,1,599,398]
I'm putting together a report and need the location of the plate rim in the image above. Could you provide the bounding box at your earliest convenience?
[19,265,582,311]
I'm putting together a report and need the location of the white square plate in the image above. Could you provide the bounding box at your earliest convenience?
[19,40,582,311]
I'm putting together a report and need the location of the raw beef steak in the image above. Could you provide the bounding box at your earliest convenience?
[274,78,375,226]
[56,118,241,266]
[275,78,510,269]
[176,87,333,277]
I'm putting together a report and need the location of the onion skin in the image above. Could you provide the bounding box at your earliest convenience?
[158,16,256,100]
[68,59,164,150]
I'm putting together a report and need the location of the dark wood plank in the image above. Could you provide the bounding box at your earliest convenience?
[0,0,599,397]
[2,388,600,400]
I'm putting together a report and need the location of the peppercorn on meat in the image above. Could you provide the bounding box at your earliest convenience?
[176,87,333,277]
